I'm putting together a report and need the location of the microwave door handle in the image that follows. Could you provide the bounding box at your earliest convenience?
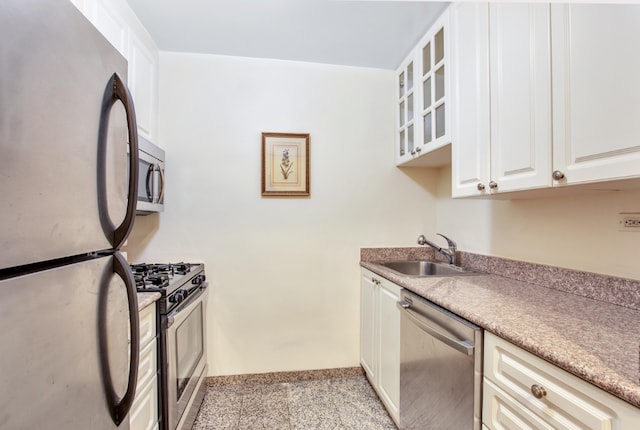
[157,165,165,204]
[98,72,139,249]
[145,164,155,202]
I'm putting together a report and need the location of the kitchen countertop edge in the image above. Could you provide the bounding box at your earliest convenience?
[137,291,161,311]
[360,260,640,409]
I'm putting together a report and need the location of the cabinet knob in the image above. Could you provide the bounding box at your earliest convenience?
[477,183,486,191]
[489,181,498,190]
[415,147,422,153]
[410,150,416,156]
[530,384,547,399]
[552,170,565,180]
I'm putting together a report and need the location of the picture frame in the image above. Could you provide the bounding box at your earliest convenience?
[261,132,310,196]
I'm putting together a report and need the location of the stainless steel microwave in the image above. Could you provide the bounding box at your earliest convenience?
[136,136,165,215]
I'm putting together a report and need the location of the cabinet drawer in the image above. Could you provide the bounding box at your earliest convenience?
[138,304,156,348]
[484,378,553,430]
[137,337,157,390]
[130,373,158,430]
[484,333,638,430]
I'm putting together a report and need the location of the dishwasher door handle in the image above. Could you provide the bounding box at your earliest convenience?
[397,301,475,356]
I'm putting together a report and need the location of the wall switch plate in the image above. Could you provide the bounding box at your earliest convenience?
[618,212,640,232]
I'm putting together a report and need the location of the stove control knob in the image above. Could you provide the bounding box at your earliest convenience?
[192,274,206,285]
[169,289,187,303]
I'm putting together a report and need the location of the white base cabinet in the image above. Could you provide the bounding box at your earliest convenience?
[130,303,160,430]
[483,332,640,430]
[360,268,401,425]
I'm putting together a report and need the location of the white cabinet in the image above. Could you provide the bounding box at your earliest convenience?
[452,2,640,197]
[130,303,159,430]
[483,332,640,430]
[395,9,451,167]
[128,30,159,142]
[451,2,551,197]
[360,268,401,425]
[450,2,490,197]
[360,269,377,380]
[551,4,640,186]
[77,0,159,143]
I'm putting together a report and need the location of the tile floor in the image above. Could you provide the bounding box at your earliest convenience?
[192,375,398,429]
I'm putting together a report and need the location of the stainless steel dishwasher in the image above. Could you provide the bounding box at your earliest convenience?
[397,289,482,430]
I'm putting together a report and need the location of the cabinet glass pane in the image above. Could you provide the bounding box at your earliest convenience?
[436,104,445,139]
[399,130,405,156]
[435,66,445,101]
[423,112,432,144]
[422,42,431,75]
[407,94,414,121]
[423,77,432,110]
[407,62,413,91]
[399,71,405,97]
[399,101,405,126]
[435,28,444,64]
[408,124,414,153]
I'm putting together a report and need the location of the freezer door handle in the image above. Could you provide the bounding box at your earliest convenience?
[98,72,139,249]
[99,252,140,425]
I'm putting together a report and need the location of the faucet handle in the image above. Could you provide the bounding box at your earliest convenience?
[436,233,456,249]
[417,234,427,246]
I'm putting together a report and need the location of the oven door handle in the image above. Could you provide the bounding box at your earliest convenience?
[166,285,207,329]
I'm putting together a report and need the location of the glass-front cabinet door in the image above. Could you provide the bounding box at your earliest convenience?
[395,8,451,167]
[396,55,416,163]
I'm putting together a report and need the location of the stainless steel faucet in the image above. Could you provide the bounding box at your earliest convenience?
[417,233,457,265]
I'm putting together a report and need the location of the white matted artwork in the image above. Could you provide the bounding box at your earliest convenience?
[261,132,310,196]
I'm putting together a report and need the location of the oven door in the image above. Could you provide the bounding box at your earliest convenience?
[166,286,208,430]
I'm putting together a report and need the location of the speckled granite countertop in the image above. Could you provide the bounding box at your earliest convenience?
[137,292,160,311]
[360,248,640,409]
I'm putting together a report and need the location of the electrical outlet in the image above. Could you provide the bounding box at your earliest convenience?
[618,212,640,232]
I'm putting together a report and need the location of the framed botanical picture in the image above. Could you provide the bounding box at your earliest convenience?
[261,132,310,196]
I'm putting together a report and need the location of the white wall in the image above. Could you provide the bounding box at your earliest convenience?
[435,166,640,281]
[126,52,439,376]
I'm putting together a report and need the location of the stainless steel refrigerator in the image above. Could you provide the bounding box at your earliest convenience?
[0,0,140,428]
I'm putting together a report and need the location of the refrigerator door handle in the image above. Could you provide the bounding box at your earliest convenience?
[98,72,139,250]
[99,252,140,426]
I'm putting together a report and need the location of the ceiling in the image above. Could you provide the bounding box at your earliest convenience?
[126,0,449,69]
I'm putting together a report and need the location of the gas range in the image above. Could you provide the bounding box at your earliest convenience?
[130,261,209,430]
[130,262,206,315]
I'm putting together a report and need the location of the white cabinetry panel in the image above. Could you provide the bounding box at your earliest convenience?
[360,268,400,425]
[483,332,640,430]
[129,30,158,141]
[450,2,490,197]
[551,4,640,185]
[489,3,551,193]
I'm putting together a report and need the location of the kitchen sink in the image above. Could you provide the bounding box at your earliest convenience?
[377,260,482,277]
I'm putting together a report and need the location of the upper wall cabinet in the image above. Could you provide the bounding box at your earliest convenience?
[551,4,640,186]
[451,3,551,197]
[395,9,451,167]
[451,2,640,198]
[128,30,159,142]
[76,0,159,144]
